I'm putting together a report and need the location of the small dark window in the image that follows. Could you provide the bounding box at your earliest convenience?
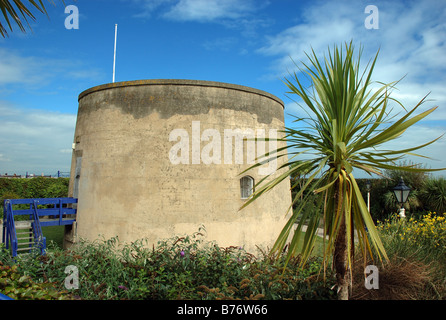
[240,176,254,199]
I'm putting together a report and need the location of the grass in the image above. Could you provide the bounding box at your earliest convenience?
[353,212,446,299]
[42,226,65,249]
[295,231,325,257]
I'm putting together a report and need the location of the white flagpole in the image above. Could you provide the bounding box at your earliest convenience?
[113,24,118,83]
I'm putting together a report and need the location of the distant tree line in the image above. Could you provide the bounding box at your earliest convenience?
[0,177,69,200]
[0,177,69,218]
[291,162,446,222]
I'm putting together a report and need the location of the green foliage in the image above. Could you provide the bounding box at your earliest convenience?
[0,0,64,37]
[0,177,69,199]
[0,229,336,300]
[377,212,446,264]
[373,213,446,299]
[356,178,390,222]
[380,164,446,216]
[0,177,69,218]
[0,258,72,300]
[1,224,444,300]
[384,161,430,191]
[419,177,446,214]
[293,174,446,223]
[382,162,427,213]
[241,42,444,300]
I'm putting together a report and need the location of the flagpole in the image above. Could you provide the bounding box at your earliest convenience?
[113,24,118,83]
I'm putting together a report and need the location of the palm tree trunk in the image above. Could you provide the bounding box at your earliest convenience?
[333,178,350,300]
[334,216,350,300]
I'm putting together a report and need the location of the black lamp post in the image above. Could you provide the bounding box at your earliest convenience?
[393,177,411,218]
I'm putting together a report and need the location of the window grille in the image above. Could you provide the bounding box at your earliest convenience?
[240,176,254,199]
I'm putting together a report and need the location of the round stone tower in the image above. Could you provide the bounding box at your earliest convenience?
[65,79,291,253]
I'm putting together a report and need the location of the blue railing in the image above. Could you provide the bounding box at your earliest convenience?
[0,293,14,300]
[31,201,46,255]
[2,198,77,256]
[2,200,18,256]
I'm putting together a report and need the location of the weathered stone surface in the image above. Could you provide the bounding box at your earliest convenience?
[65,79,291,253]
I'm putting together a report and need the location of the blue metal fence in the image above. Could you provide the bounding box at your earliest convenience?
[0,293,14,300]
[2,198,77,256]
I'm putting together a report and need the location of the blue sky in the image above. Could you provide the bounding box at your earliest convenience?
[0,0,445,177]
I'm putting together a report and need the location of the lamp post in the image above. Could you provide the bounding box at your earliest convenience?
[393,177,411,218]
[366,179,371,213]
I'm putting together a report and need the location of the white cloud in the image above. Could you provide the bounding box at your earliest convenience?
[163,0,257,22]
[202,36,237,51]
[258,0,361,71]
[0,102,76,175]
[129,0,176,18]
[259,0,446,116]
[264,0,446,174]
[130,0,261,21]
[0,154,11,162]
[0,48,101,175]
[378,124,446,174]
[129,0,271,37]
[0,50,46,85]
[0,49,104,89]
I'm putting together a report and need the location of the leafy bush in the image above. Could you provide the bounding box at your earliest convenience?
[2,219,445,300]
[419,177,446,214]
[0,259,73,300]
[377,212,446,262]
[368,213,446,299]
[0,177,69,198]
[0,177,69,219]
[0,228,336,300]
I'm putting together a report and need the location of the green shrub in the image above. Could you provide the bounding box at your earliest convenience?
[0,177,69,219]
[377,212,446,262]
[0,260,73,300]
[0,228,336,300]
[371,213,446,299]
[0,177,69,199]
[419,177,446,214]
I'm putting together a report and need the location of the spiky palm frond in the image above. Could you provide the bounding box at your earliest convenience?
[241,42,444,297]
[0,0,61,37]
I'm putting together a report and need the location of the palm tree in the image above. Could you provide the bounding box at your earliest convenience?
[420,177,446,214]
[241,41,444,299]
[0,0,62,37]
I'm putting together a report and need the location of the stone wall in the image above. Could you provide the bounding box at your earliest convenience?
[65,79,292,253]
